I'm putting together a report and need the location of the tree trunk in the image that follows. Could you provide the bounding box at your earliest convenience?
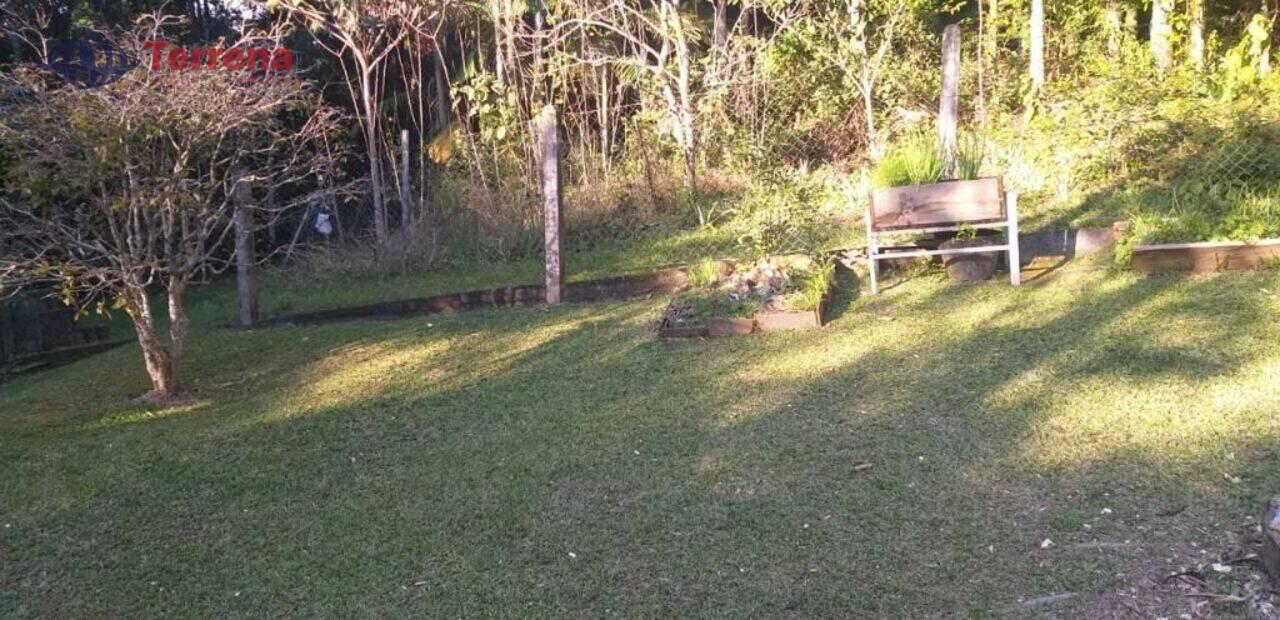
[1029,0,1045,89]
[433,44,451,131]
[233,176,257,328]
[491,0,506,87]
[360,66,388,245]
[862,82,881,160]
[400,128,412,229]
[712,0,729,78]
[977,0,987,125]
[598,64,611,173]
[849,0,868,55]
[1104,3,1123,56]
[124,286,181,399]
[1188,0,1206,70]
[138,334,179,398]
[985,0,998,61]
[1261,0,1275,77]
[669,0,698,190]
[853,0,880,159]
[1151,0,1173,73]
[166,279,188,369]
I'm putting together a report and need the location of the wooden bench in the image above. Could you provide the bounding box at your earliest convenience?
[865,177,1021,295]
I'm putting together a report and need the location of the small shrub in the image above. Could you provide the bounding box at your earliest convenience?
[1114,183,1280,266]
[728,170,841,258]
[784,260,835,311]
[954,132,985,181]
[871,131,942,188]
[686,257,722,289]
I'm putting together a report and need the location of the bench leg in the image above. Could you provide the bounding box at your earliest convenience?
[869,255,879,295]
[1007,192,1022,286]
[865,210,880,295]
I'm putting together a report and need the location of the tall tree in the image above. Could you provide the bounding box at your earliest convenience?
[1029,0,1045,89]
[712,0,729,66]
[1188,0,1206,70]
[274,0,444,247]
[985,0,998,62]
[1150,0,1173,72]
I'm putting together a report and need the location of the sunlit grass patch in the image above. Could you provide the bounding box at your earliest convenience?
[1,258,1279,617]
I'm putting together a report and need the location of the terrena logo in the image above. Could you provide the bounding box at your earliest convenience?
[143,41,294,73]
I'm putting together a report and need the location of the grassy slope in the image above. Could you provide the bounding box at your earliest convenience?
[2,256,1280,617]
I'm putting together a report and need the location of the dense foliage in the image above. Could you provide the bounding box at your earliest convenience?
[2,0,1279,273]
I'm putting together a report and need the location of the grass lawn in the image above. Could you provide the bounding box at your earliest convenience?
[221,227,751,321]
[3,254,1280,616]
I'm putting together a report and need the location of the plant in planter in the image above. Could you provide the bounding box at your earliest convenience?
[938,225,1002,282]
[871,130,985,189]
[658,256,833,338]
[864,131,1021,291]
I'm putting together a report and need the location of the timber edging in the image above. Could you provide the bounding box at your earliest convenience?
[255,262,733,328]
[1130,238,1280,274]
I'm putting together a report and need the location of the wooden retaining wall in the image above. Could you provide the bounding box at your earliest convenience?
[259,263,730,328]
[657,299,827,339]
[1130,239,1280,274]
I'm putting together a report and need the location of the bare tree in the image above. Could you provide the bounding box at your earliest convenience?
[562,0,704,190]
[0,19,350,401]
[819,0,903,160]
[272,0,447,248]
[0,6,51,62]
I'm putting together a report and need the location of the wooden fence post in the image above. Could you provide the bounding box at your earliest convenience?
[939,24,961,179]
[233,173,258,327]
[537,104,563,305]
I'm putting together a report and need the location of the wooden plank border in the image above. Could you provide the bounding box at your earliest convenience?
[657,294,829,339]
[1130,238,1280,274]
[257,261,737,328]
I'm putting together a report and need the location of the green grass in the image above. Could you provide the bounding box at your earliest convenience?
[187,228,743,322]
[3,255,1280,616]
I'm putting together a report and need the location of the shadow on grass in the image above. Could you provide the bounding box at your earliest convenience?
[2,264,1279,616]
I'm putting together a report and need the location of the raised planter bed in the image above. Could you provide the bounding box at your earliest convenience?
[1130,238,1280,274]
[656,297,827,339]
[754,298,826,332]
[656,257,832,339]
[870,177,1007,231]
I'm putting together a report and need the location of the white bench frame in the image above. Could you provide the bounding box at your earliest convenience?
[865,191,1020,295]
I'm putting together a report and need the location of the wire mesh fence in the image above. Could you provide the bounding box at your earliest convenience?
[1194,122,1280,188]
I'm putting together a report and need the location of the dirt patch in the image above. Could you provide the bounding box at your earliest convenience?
[1077,525,1278,619]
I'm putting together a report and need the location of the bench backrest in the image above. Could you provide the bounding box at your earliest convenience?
[869,177,1005,232]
